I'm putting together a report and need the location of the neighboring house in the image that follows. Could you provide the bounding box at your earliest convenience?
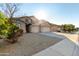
[13,16,61,33]
[50,24,61,32]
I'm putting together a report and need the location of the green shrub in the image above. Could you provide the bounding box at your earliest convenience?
[0,11,21,40]
[61,24,75,33]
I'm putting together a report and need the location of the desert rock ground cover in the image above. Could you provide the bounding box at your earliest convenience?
[55,32,78,43]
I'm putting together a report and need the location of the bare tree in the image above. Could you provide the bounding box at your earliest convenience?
[1,3,19,20]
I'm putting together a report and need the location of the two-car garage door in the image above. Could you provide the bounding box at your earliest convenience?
[31,26,39,33]
[31,26,50,33]
[41,27,50,32]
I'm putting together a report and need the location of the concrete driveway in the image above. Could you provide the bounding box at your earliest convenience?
[0,33,63,56]
[39,32,66,39]
[33,32,79,56]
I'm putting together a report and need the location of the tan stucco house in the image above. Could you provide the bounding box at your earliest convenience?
[50,24,61,32]
[13,16,61,33]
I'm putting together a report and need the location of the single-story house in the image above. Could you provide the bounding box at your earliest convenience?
[13,16,61,33]
[50,24,61,32]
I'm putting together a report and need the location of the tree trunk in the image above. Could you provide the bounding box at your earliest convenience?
[5,29,23,44]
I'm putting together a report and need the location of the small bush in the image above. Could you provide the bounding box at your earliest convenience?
[0,11,23,43]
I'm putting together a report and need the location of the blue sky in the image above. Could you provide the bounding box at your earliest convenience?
[1,3,79,27]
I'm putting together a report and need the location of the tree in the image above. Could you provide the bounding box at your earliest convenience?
[0,11,7,25]
[0,3,19,21]
[0,11,23,43]
[61,24,75,33]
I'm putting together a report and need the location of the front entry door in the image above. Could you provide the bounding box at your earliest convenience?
[25,24,31,33]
